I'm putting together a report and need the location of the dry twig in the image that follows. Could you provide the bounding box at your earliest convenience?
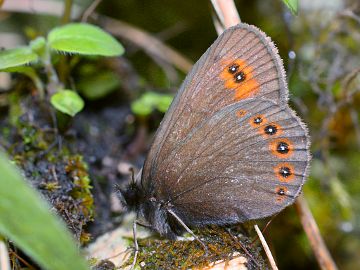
[97,16,193,73]
[211,0,241,33]
[254,225,278,270]
[295,195,338,270]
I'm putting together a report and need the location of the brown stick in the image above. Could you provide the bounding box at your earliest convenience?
[295,195,338,270]
[81,0,102,22]
[98,16,193,73]
[211,0,241,32]
[254,225,279,270]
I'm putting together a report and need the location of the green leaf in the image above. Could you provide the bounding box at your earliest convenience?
[50,90,85,117]
[48,23,124,56]
[0,47,38,70]
[77,71,120,100]
[282,0,298,15]
[0,151,90,270]
[156,95,173,113]
[131,99,153,116]
[131,92,173,116]
[29,36,47,56]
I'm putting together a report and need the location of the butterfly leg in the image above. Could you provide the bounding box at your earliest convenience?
[135,220,152,229]
[130,220,139,270]
[167,208,208,255]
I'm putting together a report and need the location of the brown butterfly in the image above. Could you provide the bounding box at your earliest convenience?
[121,23,310,242]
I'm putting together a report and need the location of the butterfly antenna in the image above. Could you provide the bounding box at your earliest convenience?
[167,209,209,254]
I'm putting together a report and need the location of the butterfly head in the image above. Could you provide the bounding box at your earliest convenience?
[118,178,184,239]
[119,181,146,211]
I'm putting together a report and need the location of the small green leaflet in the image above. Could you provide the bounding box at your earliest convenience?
[48,23,124,56]
[131,92,173,116]
[0,47,38,70]
[51,90,85,117]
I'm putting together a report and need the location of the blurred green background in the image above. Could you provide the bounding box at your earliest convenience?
[1,0,360,269]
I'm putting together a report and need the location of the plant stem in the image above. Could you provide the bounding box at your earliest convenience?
[42,45,61,96]
[58,0,73,83]
[295,195,338,270]
[61,0,73,24]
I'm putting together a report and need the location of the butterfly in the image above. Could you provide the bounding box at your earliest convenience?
[121,23,311,242]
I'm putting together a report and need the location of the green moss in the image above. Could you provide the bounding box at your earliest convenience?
[125,226,266,270]
[2,107,95,245]
[66,155,94,223]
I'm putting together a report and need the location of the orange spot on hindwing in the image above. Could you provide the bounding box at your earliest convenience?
[260,122,283,138]
[236,109,247,118]
[249,114,267,128]
[269,138,294,158]
[220,59,260,101]
[274,163,295,182]
[275,186,288,202]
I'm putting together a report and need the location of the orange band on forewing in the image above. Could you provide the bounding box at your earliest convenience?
[220,59,260,101]
[269,138,294,158]
[274,163,295,182]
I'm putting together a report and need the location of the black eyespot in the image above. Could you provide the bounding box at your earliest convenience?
[264,125,277,135]
[234,71,246,82]
[277,188,286,196]
[277,142,289,154]
[279,167,292,178]
[228,64,239,74]
[253,116,263,125]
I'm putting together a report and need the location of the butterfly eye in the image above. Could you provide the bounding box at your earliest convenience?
[234,71,246,83]
[228,64,239,74]
[264,125,277,135]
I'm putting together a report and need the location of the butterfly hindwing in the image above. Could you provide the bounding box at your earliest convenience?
[155,98,310,225]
